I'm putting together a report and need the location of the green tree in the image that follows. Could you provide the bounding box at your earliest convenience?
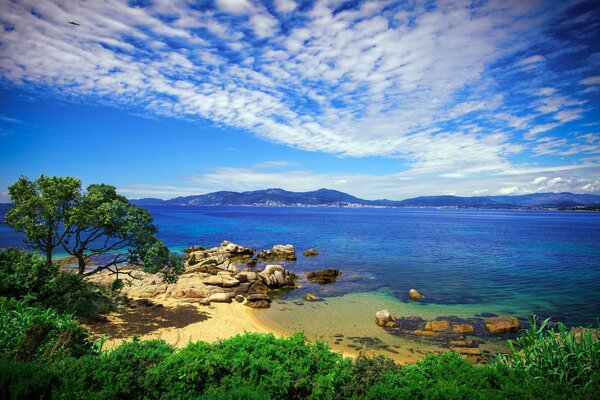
[62,183,183,279]
[6,176,81,265]
[5,176,182,280]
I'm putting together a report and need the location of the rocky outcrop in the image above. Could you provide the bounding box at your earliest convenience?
[244,293,272,309]
[303,248,320,257]
[306,268,341,283]
[257,244,297,262]
[258,265,297,288]
[408,288,422,300]
[485,317,521,333]
[375,310,393,327]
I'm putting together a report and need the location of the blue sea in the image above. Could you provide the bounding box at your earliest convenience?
[2,205,599,328]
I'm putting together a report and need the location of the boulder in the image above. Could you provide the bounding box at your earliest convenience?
[247,294,270,302]
[375,310,393,327]
[202,275,240,288]
[235,295,244,303]
[219,241,254,257]
[306,269,341,283]
[183,245,204,253]
[413,330,435,337]
[303,248,320,257]
[184,289,206,299]
[304,293,320,302]
[408,289,422,300]
[235,271,259,283]
[452,324,475,334]
[245,300,271,308]
[258,265,296,289]
[208,293,232,303]
[257,244,297,262]
[451,347,482,356]
[485,317,521,333]
[424,320,449,332]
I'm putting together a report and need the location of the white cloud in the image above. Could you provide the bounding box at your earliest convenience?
[581,75,600,85]
[274,0,296,14]
[215,0,253,15]
[518,54,544,66]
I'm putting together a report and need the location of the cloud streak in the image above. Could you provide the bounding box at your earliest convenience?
[1,0,599,191]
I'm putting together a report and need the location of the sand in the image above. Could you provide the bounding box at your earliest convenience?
[84,297,278,351]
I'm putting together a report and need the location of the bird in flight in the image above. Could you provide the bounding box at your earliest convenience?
[68,21,80,26]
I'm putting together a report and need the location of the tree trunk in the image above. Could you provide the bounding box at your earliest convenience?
[76,253,86,275]
[45,247,53,266]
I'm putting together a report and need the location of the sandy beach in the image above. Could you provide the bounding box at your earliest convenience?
[85,297,280,350]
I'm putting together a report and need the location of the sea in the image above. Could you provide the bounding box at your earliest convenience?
[2,205,599,358]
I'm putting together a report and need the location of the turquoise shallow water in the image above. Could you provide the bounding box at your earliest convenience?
[2,205,599,326]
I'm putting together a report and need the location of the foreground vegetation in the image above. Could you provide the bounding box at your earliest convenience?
[1,297,598,400]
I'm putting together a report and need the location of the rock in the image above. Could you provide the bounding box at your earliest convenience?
[451,347,482,356]
[306,268,341,283]
[303,248,320,257]
[424,320,449,332]
[485,317,521,333]
[452,324,474,334]
[184,245,204,253]
[245,300,271,308]
[334,333,344,338]
[184,289,206,299]
[235,295,244,303]
[450,339,476,347]
[408,288,422,300]
[208,293,232,303]
[246,259,258,269]
[235,271,258,283]
[413,330,435,336]
[304,293,320,302]
[257,244,297,262]
[258,265,296,289]
[198,298,211,306]
[375,310,393,327]
[247,294,270,302]
[203,275,241,288]
[385,321,397,328]
[219,241,254,257]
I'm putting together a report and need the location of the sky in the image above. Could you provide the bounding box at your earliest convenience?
[1,0,599,201]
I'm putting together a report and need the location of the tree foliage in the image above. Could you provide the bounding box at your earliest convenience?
[6,176,81,265]
[5,175,182,280]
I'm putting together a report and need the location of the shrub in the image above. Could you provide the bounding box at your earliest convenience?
[0,299,93,363]
[0,248,112,319]
[495,316,600,388]
[0,358,57,400]
[146,332,352,400]
[56,338,174,400]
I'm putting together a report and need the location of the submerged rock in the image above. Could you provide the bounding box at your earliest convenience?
[452,324,475,334]
[408,288,422,300]
[303,248,320,257]
[424,320,449,332]
[306,268,341,283]
[375,310,393,327]
[485,317,521,333]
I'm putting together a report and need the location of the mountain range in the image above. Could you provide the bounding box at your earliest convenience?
[131,188,600,209]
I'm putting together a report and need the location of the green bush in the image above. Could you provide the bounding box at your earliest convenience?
[146,332,352,400]
[495,316,600,388]
[0,299,93,363]
[0,358,57,400]
[0,248,112,319]
[56,338,174,400]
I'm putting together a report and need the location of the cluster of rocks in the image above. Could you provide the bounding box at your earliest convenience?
[90,241,299,309]
[375,310,522,363]
[306,268,341,283]
[256,244,297,262]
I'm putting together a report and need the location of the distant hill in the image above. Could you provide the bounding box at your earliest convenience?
[131,189,600,209]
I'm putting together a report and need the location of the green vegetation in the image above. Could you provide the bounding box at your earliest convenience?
[6,175,183,280]
[496,316,600,388]
[0,300,598,399]
[0,248,113,319]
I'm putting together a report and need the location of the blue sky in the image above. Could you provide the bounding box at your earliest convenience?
[1,0,599,201]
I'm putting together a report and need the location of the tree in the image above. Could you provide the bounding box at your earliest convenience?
[6,176,81,265]
[62,183,183,279]
[6,176,182,280]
